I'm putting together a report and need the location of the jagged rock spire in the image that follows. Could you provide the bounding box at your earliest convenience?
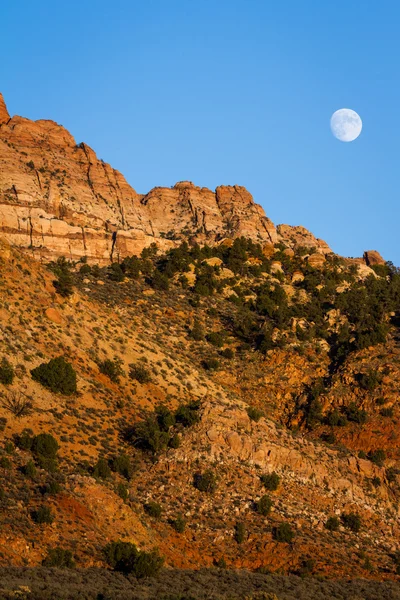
[0,93,10,124]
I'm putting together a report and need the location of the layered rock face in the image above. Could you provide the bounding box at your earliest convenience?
[0,94,375,265]
[0,94,281,263]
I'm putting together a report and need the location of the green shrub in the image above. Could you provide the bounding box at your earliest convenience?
[171,514,186,533]
[0,456,11,469]
[325,516,339,531]
[392,551,400,575]
[357,369,382,391]
[144,501,162,519]
[4,441,14,454]
[93,457,111,479]
[116,482,129,501]
[103,540,137,569]
[98,358,124,383]
[108,262,125,282]
[256,495,273,516]
[129,363,152,384]
[273,522,294,543]
[150,270,169,291]
[247,406,263,422]
[234,521,246,544]
[31,505,54,524]
[32,433,59,459]
[127,415,169,454]
[193,470,217,493]
[260,472,280,491]
[0,357,14,385]
[23,460,37,479]
[51,257,74,298]
[368,448,386,466]
[36,455,58,473]
[386,467,398,483]
[0,417,7,432]
[168,433,181,449]
[345,402,368,424]
[31,356,77,395]
[341,512,361,532]
[214,557,227,569]
[221,347,234,359]
[202,357,220,371]
[297,558,315,577]
[380,407,394,417]
[79,264,92,275]
[155,404,176,431]
[110,454,133,479]
[371,476,381,488]
[13,429,34,451]
[189,319,204,341]
[175,400,201,427]
[206,332,224,348]
[325,409,348,427]
[42,547,75,568]
[103,540,164,578]
[126,548,164,579]
[43,479,62,495]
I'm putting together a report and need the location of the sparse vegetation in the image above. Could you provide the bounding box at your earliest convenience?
[98,357,124,383]
[42,548,76,568]
[129,363,152,384]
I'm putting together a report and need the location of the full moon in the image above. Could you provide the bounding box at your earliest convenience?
[330,108,362,142]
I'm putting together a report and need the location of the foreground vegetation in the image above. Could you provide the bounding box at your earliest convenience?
[0,567,399,600]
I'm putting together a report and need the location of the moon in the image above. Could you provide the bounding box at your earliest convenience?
[330,108,362,142]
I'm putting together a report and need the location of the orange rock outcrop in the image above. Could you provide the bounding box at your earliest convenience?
[0,94,383,268]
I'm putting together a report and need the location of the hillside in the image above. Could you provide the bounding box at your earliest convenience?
[0,94,400,599]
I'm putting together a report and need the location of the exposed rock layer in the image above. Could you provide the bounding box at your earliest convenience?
[0,94,378,265]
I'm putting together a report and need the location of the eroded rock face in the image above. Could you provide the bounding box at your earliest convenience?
[363,250,385,266]
[277,224,332,255]
[0,94,382,267]
[0,95,282,263]
[0,93,10,124]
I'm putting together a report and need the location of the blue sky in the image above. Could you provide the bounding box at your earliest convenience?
[2,0,399,263]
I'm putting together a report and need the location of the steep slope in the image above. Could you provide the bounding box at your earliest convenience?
[0,238,399,581]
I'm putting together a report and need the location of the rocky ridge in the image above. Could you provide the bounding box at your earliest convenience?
[0,93,380,266]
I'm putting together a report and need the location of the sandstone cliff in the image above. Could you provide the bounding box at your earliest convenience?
[0,93,342,264]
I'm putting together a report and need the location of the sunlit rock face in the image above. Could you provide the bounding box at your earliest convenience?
[0,94,372,266]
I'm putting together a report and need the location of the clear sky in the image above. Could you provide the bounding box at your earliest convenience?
[2,1,399,263]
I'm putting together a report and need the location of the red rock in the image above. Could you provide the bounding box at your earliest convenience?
[45,307,63,324]
[363,250,385,266]
[0,93,10,123]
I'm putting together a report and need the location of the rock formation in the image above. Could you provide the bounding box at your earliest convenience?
[0,93,10,124]
[0,94,382,267]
